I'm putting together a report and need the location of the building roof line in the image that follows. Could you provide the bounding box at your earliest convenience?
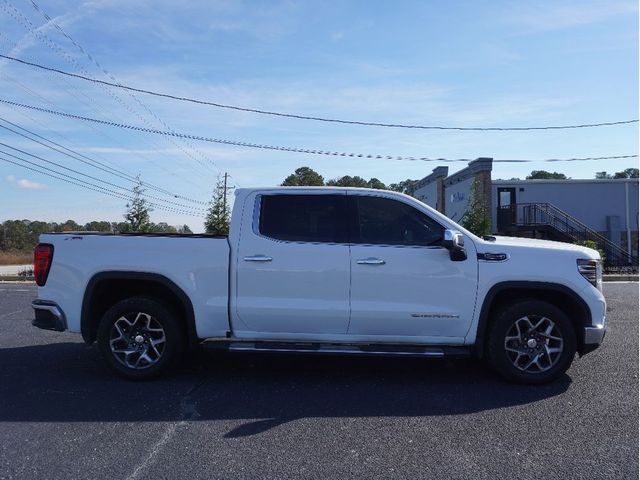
[492,178,639,185]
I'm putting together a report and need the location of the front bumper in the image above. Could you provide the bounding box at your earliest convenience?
[580,319,606,356]
[32,300,67,332]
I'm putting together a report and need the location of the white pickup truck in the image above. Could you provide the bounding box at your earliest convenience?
[31,187,606,383]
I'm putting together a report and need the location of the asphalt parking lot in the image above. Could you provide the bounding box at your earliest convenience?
[0,283,637,480]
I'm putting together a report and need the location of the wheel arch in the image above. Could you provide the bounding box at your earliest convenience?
[81,271,198,346]
[474,281,591,358]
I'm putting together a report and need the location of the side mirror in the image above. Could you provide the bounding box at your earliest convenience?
[442,229,467,261]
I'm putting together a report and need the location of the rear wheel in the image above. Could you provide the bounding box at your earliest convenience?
[488,300,577,384]
[97,297,184,380]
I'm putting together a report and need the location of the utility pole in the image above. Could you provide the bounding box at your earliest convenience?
[221,172,235,213]
[222,172,228,214]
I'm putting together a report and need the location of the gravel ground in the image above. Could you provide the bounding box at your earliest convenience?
[0,283,637,480]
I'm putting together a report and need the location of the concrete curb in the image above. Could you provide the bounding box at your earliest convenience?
[603,275,639,282]
[0,276,34,282]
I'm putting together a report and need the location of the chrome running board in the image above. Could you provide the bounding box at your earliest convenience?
[203,341,471,358]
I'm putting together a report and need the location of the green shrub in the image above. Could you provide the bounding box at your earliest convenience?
[461,179,491,237]
[575,240,606,263]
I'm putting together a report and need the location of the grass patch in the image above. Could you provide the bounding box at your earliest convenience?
[0,250,32,266]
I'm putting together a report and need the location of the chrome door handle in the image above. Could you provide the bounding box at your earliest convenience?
[356,257,385,265]
[243,255,273,262]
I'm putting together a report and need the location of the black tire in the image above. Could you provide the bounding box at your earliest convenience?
[487,299,577,384]
[97,296,184,380]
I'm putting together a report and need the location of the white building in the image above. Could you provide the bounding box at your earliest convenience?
[413,158,639,269]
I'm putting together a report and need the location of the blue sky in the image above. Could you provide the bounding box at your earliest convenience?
[0,0,638,231]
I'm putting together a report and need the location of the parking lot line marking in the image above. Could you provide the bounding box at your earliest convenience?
[0,307,28,319]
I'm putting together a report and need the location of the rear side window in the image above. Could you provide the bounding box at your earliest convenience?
[259,194,348,243]
[351,196,444,246]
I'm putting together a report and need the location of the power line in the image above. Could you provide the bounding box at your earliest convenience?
[0,53,636,132]
[0,116,208,205]
[27,0,220,172]
[0,155,203,217]
[26,0,220,172]
[1,155,130,202]
[0,146,205,215]
[495,156,639,162]
[0,64,211,195]
[0,2,217,176]
[0,30,135,137]
[1,98,636,164]
[0,142,207,213]
[0,31,211,193]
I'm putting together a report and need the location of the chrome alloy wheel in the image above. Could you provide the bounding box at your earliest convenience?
[503,315,564,373]
[109,312,166,369]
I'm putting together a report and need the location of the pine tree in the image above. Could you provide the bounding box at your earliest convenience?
[204,177,230,235]
[124,176,153,232]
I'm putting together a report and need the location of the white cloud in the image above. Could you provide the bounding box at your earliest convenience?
[5,174,46,189]
[16,178,46,190]
[504,0,637,32]
[0,4,82,74]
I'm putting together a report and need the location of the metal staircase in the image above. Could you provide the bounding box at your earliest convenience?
[499,203,638,273]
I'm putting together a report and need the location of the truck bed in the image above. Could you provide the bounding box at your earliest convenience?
[38,233,231,339]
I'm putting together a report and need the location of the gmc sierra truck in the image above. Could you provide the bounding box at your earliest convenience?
[31,187,606,383]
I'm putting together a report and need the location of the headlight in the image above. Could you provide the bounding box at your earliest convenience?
[577,259,602,291]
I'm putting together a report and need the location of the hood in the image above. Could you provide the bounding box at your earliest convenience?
[480,236,600,259]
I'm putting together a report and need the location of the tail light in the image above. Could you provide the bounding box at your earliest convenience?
[34,243,54,287]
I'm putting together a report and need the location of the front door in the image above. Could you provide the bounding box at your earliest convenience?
[347,193,478,340]
[235,192,351,335]
[497,187,516,231]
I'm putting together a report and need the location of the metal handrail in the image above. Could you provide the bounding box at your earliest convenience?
[519,203,603,236]
[528,203,611,244]
[511,203,637,268]
[526,203,628,255]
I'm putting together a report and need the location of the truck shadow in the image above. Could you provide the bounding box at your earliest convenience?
[0,342,571,437]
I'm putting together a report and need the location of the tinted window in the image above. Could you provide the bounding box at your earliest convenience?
[259,194,348,243]
[352,196,443,246]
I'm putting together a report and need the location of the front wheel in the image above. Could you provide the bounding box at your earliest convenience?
[487,300,577,384]
[97,297,184,380]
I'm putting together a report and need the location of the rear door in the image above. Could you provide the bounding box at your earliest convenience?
[234,192,351,335]
[347,193,478,340]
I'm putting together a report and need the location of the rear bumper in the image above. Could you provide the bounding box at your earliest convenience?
[32,300,67,332]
